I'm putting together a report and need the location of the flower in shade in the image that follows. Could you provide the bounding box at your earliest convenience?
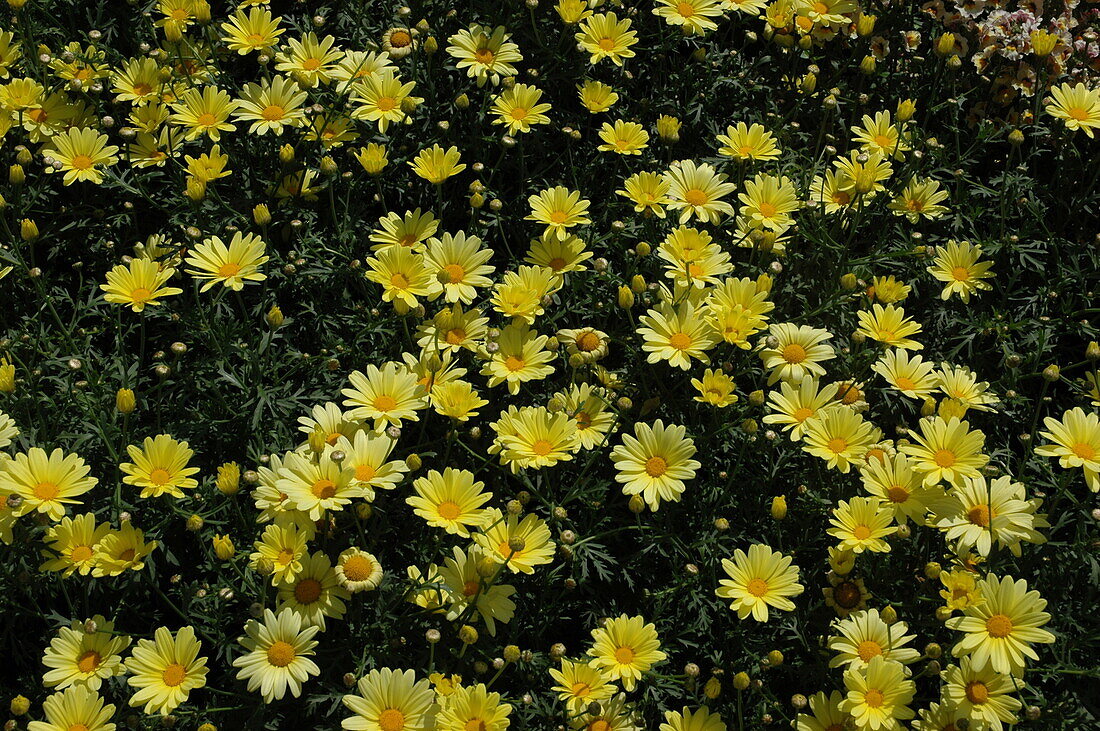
[717,122,781,162]
[38,513,111,577]
[716,543,804,622]
[795,691,849,731]
[586,615,667,691]
[26,685,115,731]
[447,25,522,86]
[276,551,350,630]
[659,706,726,731]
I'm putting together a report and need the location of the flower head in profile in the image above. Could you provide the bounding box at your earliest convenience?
[409,144,466,184]
[889,177,949,222]
[185,232,268,292]
[659,705,726,731]
[578,79,618,112]
[717,122,781,162]
[716,543,804,622]
[598,119,649,155]
[587,615,666,691]
[856,304,923,350]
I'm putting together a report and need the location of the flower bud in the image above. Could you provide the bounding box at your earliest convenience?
[216,462,240,495]
[936,33,956,57]
[880,605,898,625]
[9,164,25,186]
[503,645,521,663]
[406,453,422,471]
[630,274,646,293]
[840,272,858,291]
[859,55,876,75]
[617,286,634,309]
[279,144,295,165]
[896,99,916,122]
[628,494,646,513]
[923,561,942,579]
[770,496,787,520]
[704,676,722,699]
[733,672,750,691]
[185,514,204,532]
[458,625,479,645]
[116,388,136,414]
[212,534,235,560]
[1086,341,1100,362]
[766,650,784,666]
[9,696,30,716]
[925,642,942,659]
[856,13,876,36]
[20,219,38,242]
[1042,364,1060,382]
[265,305,284,329]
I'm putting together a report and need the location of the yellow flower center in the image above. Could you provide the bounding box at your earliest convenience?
[833,191,851,205]
[76,650,101,674]
[549,210,569,224]
[873,134,892,149]
[70,154,94,171]
[196,112,217,127]
[119,548,136,562]
[1068,106,1090,121]
[355,463,376,482]
[474,48,496,64]
[547,256,567,271]
[374,394,398,412]
[261,104,286,121]
[277,548,295,565]
[440,263,466,283]
[464,719,488,731]
[1072,442,1096,460]
[509,106,528,120]
[571,681,592,697]
[965,680,989,704]
[967,504,994,527]
[933,448,957,467]
[162,663,187,687]
[170,8,189,20]
[826,437,848,455]
[863,688,885,708]
[389,272,410,289]
[644,456,668,477]
[576,332,600,352]
[245,34,265,46]
[668,332,692,351]
[27,107,48,123]
[342,555,375,582]
[856,640,883,662]
[907,199,925,211]
[613,646,635,664]
[792,407,814,422]
[301,57,322,71]
[390,31,413,48]
[266,640,296,667]
[683,188,708,206]
[746,577,769,596]
[147,467,171,485]
[376,96,397,112]
[739,144,755,156]
[951,266,971,281]
[758,201,777,218]
[33,481,60,501]
[70,725,90,731]
[445,327,467,345]
[462,580,480,597]
[833,581,862,608]
[781,343,807,364]
[531,439,554,456]
[294,577,323,604]
[866,448,887,463]
[677,2,696,17]
[504,355,526,372]
[597,37,616,51]
[217,261,242,278]
[813,1,829,12]
[852,524,872,540]
[130,286,153,303]
[986,613,1013,638]
[576,411,592,429]
[71,545,94,562]
[437,500,461,521]
[311,478,337,499]
[886,485,910,503]
[589,721,611,731]
[894,376,916,391]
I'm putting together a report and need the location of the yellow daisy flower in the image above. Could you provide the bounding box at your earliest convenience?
[828,497,896,553]
[1035,406,1100,492]
[409,144,466,184]
[491,82,552,135]
[0,447,97,520]
[576,13,638,66]
[44,127,119,185]
[232,608,321,703]
[341,667,436,731]
[663,159,737,224]
[598,119,649,155]
[121,434,199,499]
[926,240,995,302]
[184,231,268,292]
[124,626,208,716]
[473,507,555,574]
[408,468,491,537]
[838,656,915,729]
[276,551,350,630]
[42,616,130,691]
[586,615,667,691]
[716,543,804,622]
[611,420,700,511]
[526,186,592,241]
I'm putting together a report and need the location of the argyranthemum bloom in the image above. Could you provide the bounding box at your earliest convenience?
[44,127,119,185]
[124,626,207,716]
[557,327,610,363]
[474,508,555,574]
[0,447,97,520]
[336,548,383,593]
[763,377,838,440]
[578,79,619,113]
[525,233,593,275]
[480,323,556,396]
[365,246,433,312]
[860,453,943,525]
[250,515,314,586]
[795,691,849,731]
[233,75,308,135]
[382,27,417,59]
[569,692,637,731]
[872,349,937,399]
[759,323,835,385]
[576,13,638,66]
[93,522,158,577]
[691,368,738,407]
[549,658,617,715]
[653,0,725,34]
[802,408,881,473]
[100,258,182,313]
[828,497,896,554]
[42,616,130,691]
[438,545,516,635]
[663,160,737,224]
[490,264,561,323]
[940,568,985,613]
[1044,81,1100,137]
[637,301,718,370]
[184,232,268,292]
[169,85,238,140]
[27,685,115,731]
[617,170,671,216]
[941,657,1022,730]
[927,240,995,303]
[336,429,407,494]
[852,110,909,159]
[490,405,579,472]
[232,608,321,703]
[910,701,967,731]
[350,70,421,132]
[120,434,198,499]
[431,380,488,422]
[716,543,804,622]
[611,420,700,511]
[527,186,592,241]
[869,275,911,304]
[739,173,799,231]
[408,468,491,537]
[1035,407,1100,492]
[839,656,915,730]
[556,383,617,450]
[274,32,343,87]
[39,513,111,577]
[946,574,1054,676]
[424,231,495,304]
[856,304,923,350]
[417,303,489,354]
[342,361,428,431]
[277,551,350,630]
[899,417,989,487]
[598,119,649,155]
[491,82,552,135]
[889,178,949,222]
[437,683,512,731]
[447,25,522,86]
[409,144,466,184]
[828,609,920,671]
[834,150,893,195]
[932,474,1046,557]
[221,6,284,54]
[824,573,871,619]
[587,615,666,691]
[277,450,362,521]
[341,667,435,731]
[935,363,999,413]
[717,122,781,162]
